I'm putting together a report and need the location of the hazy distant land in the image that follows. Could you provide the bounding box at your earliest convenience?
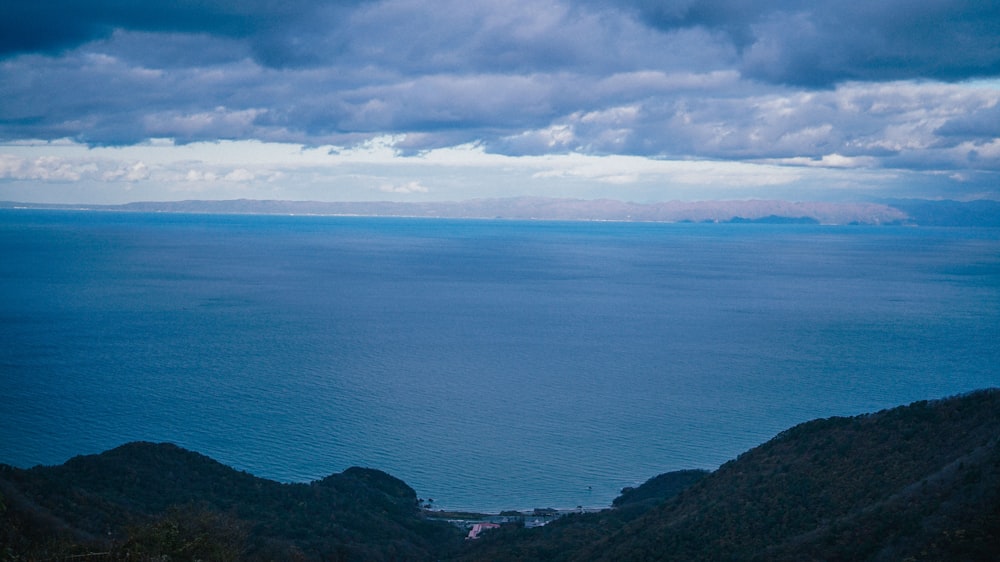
[4,197,1000,226]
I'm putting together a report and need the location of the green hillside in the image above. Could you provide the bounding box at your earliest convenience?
[457,389,1000,561]
[0,442,463,560]
[3,389,999,560]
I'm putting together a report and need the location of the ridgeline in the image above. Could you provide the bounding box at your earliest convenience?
[3,389,999,560]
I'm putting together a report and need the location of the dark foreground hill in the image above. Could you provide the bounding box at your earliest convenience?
[0,443,464,560]
[457,389,1000,561]
[3,389,999,561]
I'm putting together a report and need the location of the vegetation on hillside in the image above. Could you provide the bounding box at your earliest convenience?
[456,389,1000,561]
[0,443,464,560]
[3,389,999,560]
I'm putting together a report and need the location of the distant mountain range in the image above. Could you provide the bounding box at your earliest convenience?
[4,197,1000,226]
[3,389,999,560]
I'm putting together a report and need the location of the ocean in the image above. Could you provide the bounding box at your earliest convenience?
[1,210,998,512]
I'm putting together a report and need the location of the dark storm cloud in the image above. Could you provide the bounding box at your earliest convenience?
[1,0,706,146]
[616,0,1000,85]
[0,45,271,145]
[0,0,331,58]
[4,0,998,84]
[935,104,1000,139]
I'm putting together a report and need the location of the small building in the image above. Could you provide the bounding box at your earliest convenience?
[466,522,500,540]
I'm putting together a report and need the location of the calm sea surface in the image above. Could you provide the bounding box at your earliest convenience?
[1,210,998,512]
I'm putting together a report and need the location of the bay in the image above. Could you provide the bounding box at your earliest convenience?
[1,209,998,512]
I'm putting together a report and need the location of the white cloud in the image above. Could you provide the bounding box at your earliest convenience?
[7,155,90,181]
[185,169,217,182]
[377,180,429,194]
[101,161,150,181]
[0,130,994,205]
[764,154,880,169]
[223,168,255,182]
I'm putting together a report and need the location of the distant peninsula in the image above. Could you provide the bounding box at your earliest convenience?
[4,197,1000,226]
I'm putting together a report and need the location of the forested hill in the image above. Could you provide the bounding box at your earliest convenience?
[457,389,1000,561]
[0,442,464,560]
[3,389,999,560]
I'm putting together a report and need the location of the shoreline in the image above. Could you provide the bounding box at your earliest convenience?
[425,506,608,533]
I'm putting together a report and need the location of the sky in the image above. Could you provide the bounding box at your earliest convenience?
[1,0,999,204]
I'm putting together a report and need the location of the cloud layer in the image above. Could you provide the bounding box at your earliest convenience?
[1,0,998,202]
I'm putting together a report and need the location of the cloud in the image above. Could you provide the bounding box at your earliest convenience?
[377,180,430,194]
[2,137,996,204]
[618,0,1000,85]
[773,154,880,169]
[143,108,265,142]
[4,1,998,85]
[0,1,998,203]
[0,154,90,181]
[223,168,255,182]
[0,0,318,58]
[101,161,150,181]
[0,152,156,183]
